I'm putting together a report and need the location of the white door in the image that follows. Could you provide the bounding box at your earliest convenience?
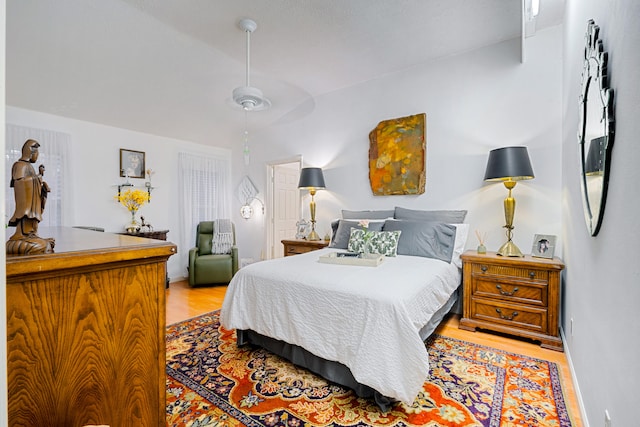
[268,160,301,258]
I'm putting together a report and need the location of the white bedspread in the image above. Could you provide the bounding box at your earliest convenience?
[220,248,461,405]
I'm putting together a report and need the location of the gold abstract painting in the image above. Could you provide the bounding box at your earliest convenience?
[368,113,426,195]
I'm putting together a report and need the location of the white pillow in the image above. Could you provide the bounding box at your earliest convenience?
[449,223,469,269]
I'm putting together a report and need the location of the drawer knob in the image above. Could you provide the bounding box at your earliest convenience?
[496,284,519,296]
[529,271,535,279]
[480,265,488,272]
[495,308,519,321]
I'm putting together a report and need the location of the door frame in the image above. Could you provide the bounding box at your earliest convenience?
[265,155,302,259]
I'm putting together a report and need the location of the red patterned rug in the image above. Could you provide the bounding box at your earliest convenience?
[166,311,573,426]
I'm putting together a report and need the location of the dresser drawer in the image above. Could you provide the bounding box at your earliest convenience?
[470,299,547,333]
[471,262,549,282]
[472,278,547,306]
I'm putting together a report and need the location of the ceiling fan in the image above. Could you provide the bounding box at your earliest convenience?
[232,18,271,112]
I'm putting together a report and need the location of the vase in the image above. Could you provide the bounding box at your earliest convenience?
[477,244,487,254]
[125,211,139,233]
[362,238,371,258]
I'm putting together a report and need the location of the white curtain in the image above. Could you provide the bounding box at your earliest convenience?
[5,124,72,228]
[178,151,231,276]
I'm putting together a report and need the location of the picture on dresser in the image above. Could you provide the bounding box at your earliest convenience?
[531,234,556,259]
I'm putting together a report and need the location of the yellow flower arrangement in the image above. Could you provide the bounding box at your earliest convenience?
[117,188,150,214]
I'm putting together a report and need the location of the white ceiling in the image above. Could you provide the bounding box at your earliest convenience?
[6,0,564,148]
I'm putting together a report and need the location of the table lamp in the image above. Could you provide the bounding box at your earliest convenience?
[484,146,534,257]
[298,167,326,241]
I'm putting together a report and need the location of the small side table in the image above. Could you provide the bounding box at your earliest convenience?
[459,250,565,351]
[118,229,169,241]
[282,239,329,256]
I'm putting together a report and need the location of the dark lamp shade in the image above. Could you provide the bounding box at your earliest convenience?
[298,167,326,189]
[484,146,535,182]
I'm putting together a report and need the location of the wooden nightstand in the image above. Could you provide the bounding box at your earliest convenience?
[459,251,565,351]
[282,239,329,256]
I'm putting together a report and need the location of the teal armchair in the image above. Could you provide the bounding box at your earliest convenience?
[188,221,239,286]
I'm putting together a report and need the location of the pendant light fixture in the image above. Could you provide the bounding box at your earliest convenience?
[232,18,271,111]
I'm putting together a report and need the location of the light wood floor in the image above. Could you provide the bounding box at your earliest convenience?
[166,280,583,426]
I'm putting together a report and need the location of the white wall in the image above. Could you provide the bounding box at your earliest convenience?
[562,1,640,425]
[233,26,564,264]
[1,0,9,424]
[6,106,231,280]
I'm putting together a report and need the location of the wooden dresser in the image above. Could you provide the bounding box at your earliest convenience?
[115,229,171,288]
[6,227,176,426]
[459,250,565,351]
[282,238,329,256]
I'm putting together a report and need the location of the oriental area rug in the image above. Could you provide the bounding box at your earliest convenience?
[166,311,573,427]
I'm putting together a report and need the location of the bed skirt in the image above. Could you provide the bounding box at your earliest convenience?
[236,287,459,411]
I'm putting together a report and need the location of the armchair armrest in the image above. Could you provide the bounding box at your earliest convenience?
[231,245,239,275]
[188,247,199,285]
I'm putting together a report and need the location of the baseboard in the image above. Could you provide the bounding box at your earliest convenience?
[559,326,590,427]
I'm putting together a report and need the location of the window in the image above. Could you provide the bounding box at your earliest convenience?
[5,125,71,228]
[178,151,231,275]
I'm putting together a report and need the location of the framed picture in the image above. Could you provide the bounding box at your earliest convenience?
[531,234,556,259]
[295,219,309,239]
[120,149,145,179]
[369,113,426,195]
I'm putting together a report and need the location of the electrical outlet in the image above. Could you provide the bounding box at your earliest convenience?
[570,317,574,337]
[604,409,611,427]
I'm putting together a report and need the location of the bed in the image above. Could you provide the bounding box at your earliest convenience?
[220,209,469,409]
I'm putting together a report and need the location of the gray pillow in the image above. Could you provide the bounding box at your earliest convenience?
[394,206,467,223]
[342,209,395,220]
[383,219,457,262]
[329,219,385,249]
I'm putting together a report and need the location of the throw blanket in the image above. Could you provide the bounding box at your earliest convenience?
[211,219,233,254]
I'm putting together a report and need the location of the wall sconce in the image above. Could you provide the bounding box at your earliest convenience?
[240,197,265,219]
[116,182,133,202]
[484,146,534,257]
[298,167,326,241]
[115,169,154,202]
[145,183,154,201]
[237,175,262,219]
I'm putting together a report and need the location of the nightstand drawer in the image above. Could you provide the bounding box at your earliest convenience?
[471,262,549,282]
[470,299,547,333]
[286,245,316,255]
[473,278,547,306]
[282,239,329,256]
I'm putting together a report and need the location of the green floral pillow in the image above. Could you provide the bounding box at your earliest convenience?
[348,228,401,257]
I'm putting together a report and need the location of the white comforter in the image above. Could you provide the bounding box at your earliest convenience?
[220,248,461,405]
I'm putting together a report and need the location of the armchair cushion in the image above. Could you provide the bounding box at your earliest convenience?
[196,221,214,255]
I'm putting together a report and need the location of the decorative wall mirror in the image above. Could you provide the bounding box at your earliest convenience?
[578,20,615,236]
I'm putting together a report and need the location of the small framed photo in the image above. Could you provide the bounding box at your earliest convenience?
[120,149,145,179]
[531,234,556,259]
[295,219,309,239]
